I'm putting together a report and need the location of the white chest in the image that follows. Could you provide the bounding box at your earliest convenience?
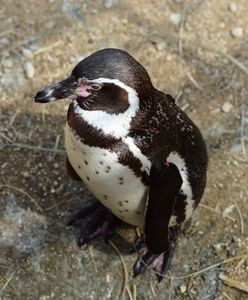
[64,124,148,227]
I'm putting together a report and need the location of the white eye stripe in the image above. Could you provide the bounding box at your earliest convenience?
[74,78,140,138]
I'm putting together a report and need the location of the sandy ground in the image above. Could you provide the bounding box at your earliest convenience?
[0,0,248,299]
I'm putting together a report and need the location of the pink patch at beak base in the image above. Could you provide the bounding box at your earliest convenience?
[75,79,93,97]
[77,85,92,97]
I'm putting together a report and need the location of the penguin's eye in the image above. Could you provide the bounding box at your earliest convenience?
[91,84,102,90]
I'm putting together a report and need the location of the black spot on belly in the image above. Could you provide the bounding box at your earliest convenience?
[78,165,81,169]
[118,201,123,206]
[84,160,88,165]
[136,211,141,215]
[107,166,111,170]
[124,209,128,212]
[86,176,90,181]
[125,200,129,203]
[95,170,99,174]
[99,161,103,165]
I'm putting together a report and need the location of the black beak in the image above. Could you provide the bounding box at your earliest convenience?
[34,75,77,103]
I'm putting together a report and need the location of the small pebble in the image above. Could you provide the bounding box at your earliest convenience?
[23,61,35,78]
[169,13,181,25]
[217,183,224,189]
[104,0,113,9]
[23,171,30,178]
[0,37,9,46]
[22,48,33,59]
[213,243,222,251]
[228,2,237,13]
[53,162,59,169]
[221,102,233,113]
[156,41,167,51]
[2,59,13,68]
[219,22,225,29]
[230,27,243,38]
[180,285,187,293]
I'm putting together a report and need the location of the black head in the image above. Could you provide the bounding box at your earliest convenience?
[34,48,154,113]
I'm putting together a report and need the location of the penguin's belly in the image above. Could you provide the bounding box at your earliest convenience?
[65,125,147,227]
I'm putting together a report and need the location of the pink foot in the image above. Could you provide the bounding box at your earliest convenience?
[133,229,178,282]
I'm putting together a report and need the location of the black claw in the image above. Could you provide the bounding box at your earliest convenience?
[133,260,145,277]
[67,218,76,227]
[130,235,145,253]
[133,252,157,277]
[77,235,89,247]
[156,272,164,283]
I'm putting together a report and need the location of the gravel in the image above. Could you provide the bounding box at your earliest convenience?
[221,102,233,113]
[230,27,243,38]
[22,48,34,59]
[228,2,237,13]
[169,13,182,25]
[23,61,35,79]
[2,59,13,69]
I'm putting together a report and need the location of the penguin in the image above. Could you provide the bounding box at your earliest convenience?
[35,48,208,281]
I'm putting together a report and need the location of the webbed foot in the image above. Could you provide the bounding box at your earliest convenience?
[68,202,120,246]
[133,227,179,282]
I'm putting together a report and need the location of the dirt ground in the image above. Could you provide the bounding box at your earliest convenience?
[0,0,248,299]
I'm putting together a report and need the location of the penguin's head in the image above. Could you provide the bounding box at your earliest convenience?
[35,48,153,113]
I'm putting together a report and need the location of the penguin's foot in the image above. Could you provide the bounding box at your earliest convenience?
[133,229,179,282]
[68,202,120,247]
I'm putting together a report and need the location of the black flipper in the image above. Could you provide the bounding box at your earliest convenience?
[145,161,183,254]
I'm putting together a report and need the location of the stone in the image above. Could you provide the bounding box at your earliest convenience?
[104,0,113,9]
[228,2,237,13]
[180,285,187,293]
[170,13,181,25]
[2,59,13,68]
[230,27,243,38]
[221,102,233,113]
[23,61,35,79]
[22,48,33,59]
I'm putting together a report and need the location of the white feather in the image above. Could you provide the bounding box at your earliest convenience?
[167,151,194,221]
[65,124,147,227]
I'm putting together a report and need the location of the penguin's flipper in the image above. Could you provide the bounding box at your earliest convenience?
[145,161,183,254]
[132,161,182,281]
